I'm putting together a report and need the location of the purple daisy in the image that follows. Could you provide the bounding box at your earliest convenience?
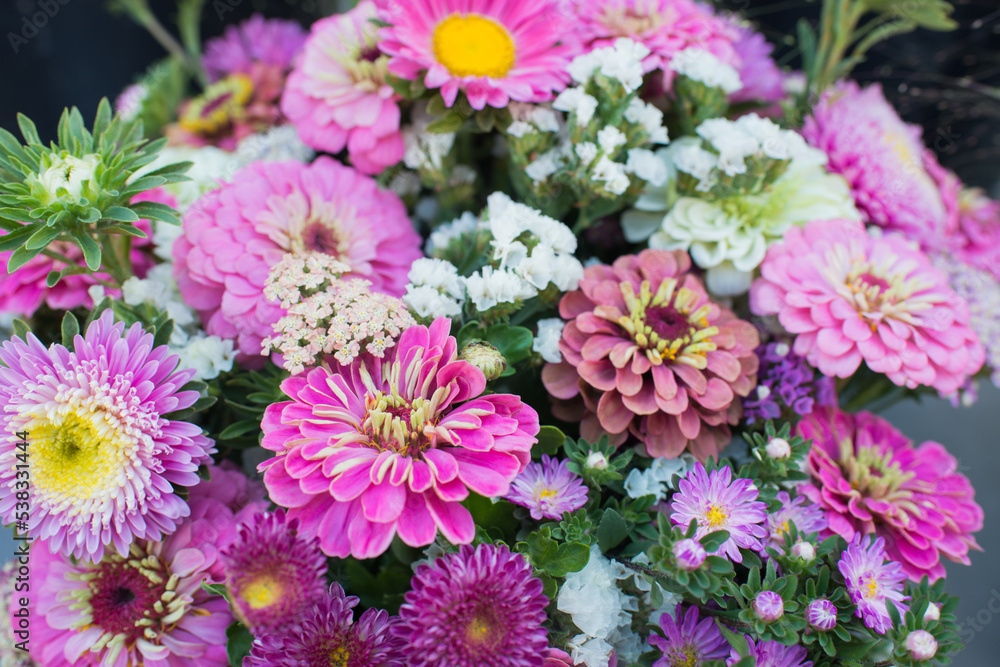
[743,341,836,424]
[506,455,589,520]
[838,534,910,634]
[0,311,214,562]
[670,463,768,563]
[766,491,828,551]
[649,604,729,667]
[396,543,549,667]
[245,583,402,666]
[727,637,813,667]
[220,510,328,634]
[202,13,307,80]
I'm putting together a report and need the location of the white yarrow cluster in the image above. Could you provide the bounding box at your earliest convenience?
[669,47,743,94]
[567,38,650,93]
[403,258,467,319]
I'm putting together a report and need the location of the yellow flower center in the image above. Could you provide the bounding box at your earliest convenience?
[864,577,880,600]
[329,646,350,667]
[179,74,253,135]
[242,575,284,610]
[537,488,558,502]
[466,615,493,646]
[705,504,728,528]
[432,14,516,78]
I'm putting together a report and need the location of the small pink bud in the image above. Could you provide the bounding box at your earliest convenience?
[905,630,938,660]
[765,437,791,460]
[672,538,707,571]
[752,590,784,622]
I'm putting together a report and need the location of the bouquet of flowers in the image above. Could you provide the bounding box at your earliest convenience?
[1,0,991,665]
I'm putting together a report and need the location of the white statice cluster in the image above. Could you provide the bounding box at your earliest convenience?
[669,47,743,94]
[425,211,482,255]
[567,38,651,94]
[506,102,562,138]
[623,454,697,502]
[694,114,823,177]
[403,106,457,172]
[558,546,638,667]
[532,318,565,363]
[112,264,236,381]
[403,258,467,320]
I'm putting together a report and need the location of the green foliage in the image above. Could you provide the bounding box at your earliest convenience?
[564,435,633,488]
[225,622,253,667]
[516,525,591,578]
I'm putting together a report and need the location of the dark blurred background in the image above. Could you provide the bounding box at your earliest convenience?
[0,1,998,665]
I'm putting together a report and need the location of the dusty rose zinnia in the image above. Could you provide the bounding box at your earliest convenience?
[0,311,214,562]
[260,317,538,559]
[542,249,759,460]
[374,0,578,110]
[173,156,421,364]
[282,1,404,174]
[838,534,909,634]
[506,454,588,520]
[396,543,549,667]
[751,218,984,395]
[202,14,307,81]
[649,603,729,667]
[796,406,983,581]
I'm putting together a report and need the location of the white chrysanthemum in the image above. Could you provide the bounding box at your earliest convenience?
[175,334,236,381]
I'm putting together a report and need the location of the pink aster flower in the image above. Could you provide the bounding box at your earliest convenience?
[802,81,962,249]
[173,156,421,365]
[796,407,983,581]
[0,311,214,563]
[282,1,405,174]
[542,249,759,460]
[649,603,729,667]
[374,0,578,110]
[506,454,588,520]
[954,187,1000,282]
[838,534,910,634]
[27,528,232,667]
[259,317,539,559]
[397,543,549,667]
[726,19,784,107]
[750,218,984,395]
[202,14,307,81]
[765,491,828,551]
[726,637,813,667]
[670,463,767,563]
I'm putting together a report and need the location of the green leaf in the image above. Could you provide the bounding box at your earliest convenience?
[523,529,591,577]
[699,530,730,553]
[6,244,43,273]
[717,618,749,657]
[200,582,227,597]
[11,318,30,340]
[74,233,102,270]
[597,509,629,552]
[130,200,182,225]
[92,98,113,139]
[426,111,465,134]
[834,638,879,661]
[102,206,140,222]
[218,420,263,440]
[535,425,566,456]
[16,113,41,146]
[0,225,37,252]
[486,323,533,364]
[24,224,63,250]
[225,622,253,667]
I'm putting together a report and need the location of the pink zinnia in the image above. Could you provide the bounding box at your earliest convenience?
[202,14,307,81]
[173,156,421,365]
[542,249,759,460]
[374,0,578,110]
[802,81,962,249]
[0,311,214,562]
[259,317,539,559]
[282,1,404,174]
[954,187,1000,282]
[750,218,984,395]
[838,534,910,634]
[796,407,983,581]
[0,188,170,317]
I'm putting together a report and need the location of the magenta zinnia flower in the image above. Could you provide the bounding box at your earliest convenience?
[396,543,549,667]
[726,637,813,667]
[506,455,588,520]
[765,491,828,551]
[202,13,307,81]
[796,407,983,581]
[838,534,909,634]
[802,81,961,249]
[282,1,404,174]
[649,604,728,667]
[0,311,213,562]
[374,0,578,110]
[173,156,421,364]
[542,249,759,460]
[670,463,767,563]
[751,218,984,394]
[260,317,538,559]
[954,187,1000,282]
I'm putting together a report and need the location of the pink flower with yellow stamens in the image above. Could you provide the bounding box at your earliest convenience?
[838,534,909,634]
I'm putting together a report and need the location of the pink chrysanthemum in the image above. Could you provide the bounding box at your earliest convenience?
[506,454,588,520]
[202,14,307,81]
[796,407,983,581]
[374,0,578,110]
[542,249,759,460]
[396,543,549,667]
[572,0,739,86]
[281,1,405,174]
[0,188,169,317]
[726,637,813,667]
[649,603,729,667]
[260,317,538,559]
[245,583,403,666]
[221,510,328,634]
[954,187,1000,282]
[838,534,910,634]
[766,491,828,551]
[726,20,784,106]
[27,525,233,666]
[802,82,962,248]
[670,463,768,563]
[173,156,421,365]
[0,311,214,563]
[750,218,984,395]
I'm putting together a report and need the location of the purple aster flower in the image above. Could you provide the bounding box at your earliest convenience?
[202,14,307,81]
[649,604,729,667]
[506,455,588,520]
[727,637,813,667]
[396,543,549,667]
[743,341,836,424]
[670,463,768,563]
[838,535,910,634]
[0,310,214,563]
[220,510,328,634]
[805,599,838,631]
[766,492,828,551]
[753,591,785,622]
[245,583,403,666]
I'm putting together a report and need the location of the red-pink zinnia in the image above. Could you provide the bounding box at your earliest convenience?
[259,317,539,559]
